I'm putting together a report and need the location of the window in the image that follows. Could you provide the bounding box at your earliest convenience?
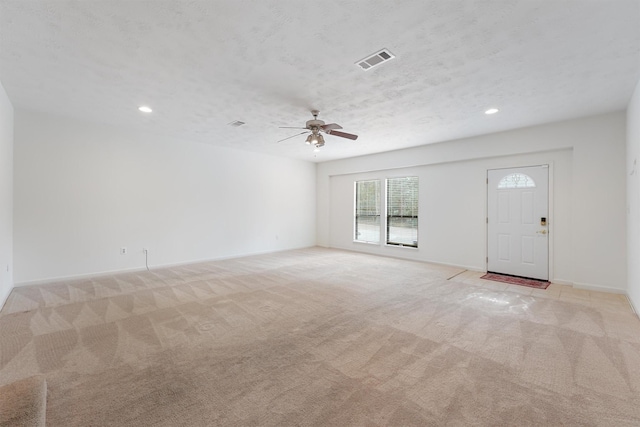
[354,180,381,243]
[498,173,536,189]
[386,177,418,247]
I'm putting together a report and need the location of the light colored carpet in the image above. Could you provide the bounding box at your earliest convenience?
[1,247,640,426]
[0,375,46,426]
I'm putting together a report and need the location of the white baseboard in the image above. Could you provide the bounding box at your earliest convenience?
[331,244,483,273]
[14,246,315,287]
[627,296,638,315]
[14,265,148,287]
[549,278,572,286]
[0,283,13,312]
[571,281,627,294]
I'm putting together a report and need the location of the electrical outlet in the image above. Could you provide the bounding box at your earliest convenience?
[120,247,127,255]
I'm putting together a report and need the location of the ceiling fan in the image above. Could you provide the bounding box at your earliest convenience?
[277,110,358,148]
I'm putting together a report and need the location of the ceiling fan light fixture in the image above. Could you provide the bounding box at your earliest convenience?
[278,111,358,146]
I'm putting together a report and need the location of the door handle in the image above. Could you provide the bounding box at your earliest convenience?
[536,230,547,235]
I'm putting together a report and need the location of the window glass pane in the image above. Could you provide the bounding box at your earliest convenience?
[498,173,536,189]
[387,177,418,247]
[355,180,381,243]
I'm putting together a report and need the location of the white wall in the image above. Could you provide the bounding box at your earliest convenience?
[14,110,316,284]
[628,80,640,310]
[329,151,572,277]
[0,82,14,308]
[318,112,627,292]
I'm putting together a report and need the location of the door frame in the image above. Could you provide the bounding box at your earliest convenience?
[485,163,554,280]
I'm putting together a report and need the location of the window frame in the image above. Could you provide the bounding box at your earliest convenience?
[353,179,382,244]
[385,176,419,248]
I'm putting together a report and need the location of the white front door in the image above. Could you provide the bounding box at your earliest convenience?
[487,166,549,280]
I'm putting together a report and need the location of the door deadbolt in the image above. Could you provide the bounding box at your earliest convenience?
[540,217,547,226]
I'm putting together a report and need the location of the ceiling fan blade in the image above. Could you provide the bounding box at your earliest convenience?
[277,131,309,143]
[321,123,343,131]
[279,126,308,129]
[327,130,358,140]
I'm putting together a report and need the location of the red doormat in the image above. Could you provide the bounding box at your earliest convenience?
[481,272,550,289]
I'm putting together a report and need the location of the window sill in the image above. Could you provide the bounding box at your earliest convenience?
[385,244,419,250]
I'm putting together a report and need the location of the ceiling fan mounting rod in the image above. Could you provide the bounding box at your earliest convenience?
[306,110,324,128]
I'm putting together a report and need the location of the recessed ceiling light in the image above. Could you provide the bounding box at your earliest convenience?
[138,106,152,113]
[485,108,499,115]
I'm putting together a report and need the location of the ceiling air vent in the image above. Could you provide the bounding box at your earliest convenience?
[356,48,395,71]
[227,120,245,127]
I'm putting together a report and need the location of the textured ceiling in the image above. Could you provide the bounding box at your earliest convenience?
[0,1,639,162]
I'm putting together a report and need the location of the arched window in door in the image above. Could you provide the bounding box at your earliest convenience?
[497,173,536,189]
